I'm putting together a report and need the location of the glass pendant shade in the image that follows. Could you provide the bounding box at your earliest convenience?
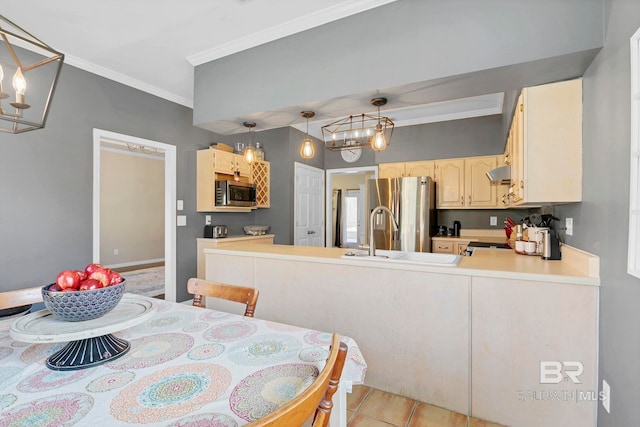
[371,123,387,151]
[300,138,314,159]
[242,121,257,164]
[300,111,316,159]
[244,145,256,164]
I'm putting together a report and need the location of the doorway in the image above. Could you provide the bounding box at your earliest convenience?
[325,166,378,248]
[92,129,177,302]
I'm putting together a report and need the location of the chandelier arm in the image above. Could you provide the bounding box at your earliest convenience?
[0,15,51,48]
[1,33,23,69]
[22,55,64,73]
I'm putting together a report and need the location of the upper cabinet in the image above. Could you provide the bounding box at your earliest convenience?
[509,79,582,206]
[434,156,498,209]
[435,158,465,208]
[378,160,434,179]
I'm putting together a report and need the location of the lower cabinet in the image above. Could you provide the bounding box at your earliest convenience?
[471,277,597,427]
[432,238,470,255]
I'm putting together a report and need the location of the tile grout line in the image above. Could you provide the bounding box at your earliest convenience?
[349,386,373,422]
[404,400,419,427]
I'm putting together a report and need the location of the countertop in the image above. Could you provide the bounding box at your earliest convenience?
[204,243,600,286]
[197,234,274,242]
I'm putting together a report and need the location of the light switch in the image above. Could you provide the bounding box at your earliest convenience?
[177,215,187,226]
[205,215,212,225]
[177,200,184,211]
[490,216,498,226]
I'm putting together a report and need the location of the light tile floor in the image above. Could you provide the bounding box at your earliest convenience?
[346,385,506,427]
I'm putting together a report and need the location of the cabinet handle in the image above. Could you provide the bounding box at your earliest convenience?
[461,196,464,205]
[468,195,471,203]
[520,180,524,189]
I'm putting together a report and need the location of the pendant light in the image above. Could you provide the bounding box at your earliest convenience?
[371,98,389,151]
[243,121,257,164]
[0,14,64,133]
[300,111,315,159]
[321,97,394,152]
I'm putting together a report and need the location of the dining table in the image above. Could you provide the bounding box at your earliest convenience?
[0,294,367,427]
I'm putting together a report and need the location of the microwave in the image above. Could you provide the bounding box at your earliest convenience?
[215,180,257,207]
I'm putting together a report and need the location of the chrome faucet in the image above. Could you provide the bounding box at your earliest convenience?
[369,205,399,256]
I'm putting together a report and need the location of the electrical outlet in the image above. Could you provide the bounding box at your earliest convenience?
[113,249,119,255]
[205,215,212,225]
[490,216,498,226]
[602,379,611,413]
[566,218,573,236]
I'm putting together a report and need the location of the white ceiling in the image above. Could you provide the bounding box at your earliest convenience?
[0,0,504,138]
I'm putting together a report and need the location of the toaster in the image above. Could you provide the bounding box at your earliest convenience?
[204,224,228,238]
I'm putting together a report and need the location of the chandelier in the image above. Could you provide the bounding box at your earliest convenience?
[0,15,64,134]
[321,97,394,152]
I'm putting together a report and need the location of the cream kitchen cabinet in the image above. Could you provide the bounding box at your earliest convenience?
[197,148,255,212]
[465,156,498,208]
[509,78,582,206]
[432,238,470,255]
[378,160,435,179]
[435,156,498,209]
[435,158,465,208]
[251,160,270,208]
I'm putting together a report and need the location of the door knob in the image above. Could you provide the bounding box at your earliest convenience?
[307,230,316,234]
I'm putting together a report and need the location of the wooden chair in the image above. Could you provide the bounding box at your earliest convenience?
[248,333,348,427]
[0,286,43,310]
[187,278,259,317]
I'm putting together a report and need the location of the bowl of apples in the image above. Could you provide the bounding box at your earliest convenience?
[42,263,126,322]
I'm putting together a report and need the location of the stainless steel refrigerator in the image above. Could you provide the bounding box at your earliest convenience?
[367,176,436,252]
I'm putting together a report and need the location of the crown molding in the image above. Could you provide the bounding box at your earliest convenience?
[187,0,397,66]
[64,55,193,108]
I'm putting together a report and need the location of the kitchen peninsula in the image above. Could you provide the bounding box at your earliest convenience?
[204,243,599,427]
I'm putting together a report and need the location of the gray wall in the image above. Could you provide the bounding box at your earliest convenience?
[0,64,213,302]
[194,0,603,127]
[554,0,640,424]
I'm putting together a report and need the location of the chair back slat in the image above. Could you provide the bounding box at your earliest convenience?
[187,278,259,317]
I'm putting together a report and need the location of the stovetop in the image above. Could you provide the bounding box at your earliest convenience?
[466,241,511,250]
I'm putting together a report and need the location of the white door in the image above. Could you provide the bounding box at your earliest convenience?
[294,162,325,247]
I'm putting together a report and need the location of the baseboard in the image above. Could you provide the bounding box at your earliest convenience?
[106,258,165,269]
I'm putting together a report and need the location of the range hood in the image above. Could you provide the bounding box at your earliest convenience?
[486,165,511,185]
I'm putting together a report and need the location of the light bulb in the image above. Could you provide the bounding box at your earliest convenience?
[13,68,26,95]
[244,146,256,164]
[300,138,314,159]
[10,67,29,109]
[371,124,387,151]
[0,64,4,82]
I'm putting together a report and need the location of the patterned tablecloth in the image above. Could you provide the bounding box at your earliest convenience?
[0,295,367,426]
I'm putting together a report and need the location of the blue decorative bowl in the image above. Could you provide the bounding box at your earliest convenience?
[42,280,126,322]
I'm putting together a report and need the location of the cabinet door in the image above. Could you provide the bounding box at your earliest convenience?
[405,160,435,178]
[435,159,465,208]
[510,93,525,203]
[212,150,236,175]
[236,155,251,177]
[465,156,498,208]
[378,162,405,178]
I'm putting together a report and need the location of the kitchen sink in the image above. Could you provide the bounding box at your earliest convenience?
[341,249,462,267]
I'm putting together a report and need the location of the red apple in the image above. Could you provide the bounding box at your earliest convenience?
[56,270,81,290]
[61,288,77,292]
[79,278,104,291]
[88,267,111,287]
[75,270,87,281]
[84,263,103,276]
[109,271,123,285]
